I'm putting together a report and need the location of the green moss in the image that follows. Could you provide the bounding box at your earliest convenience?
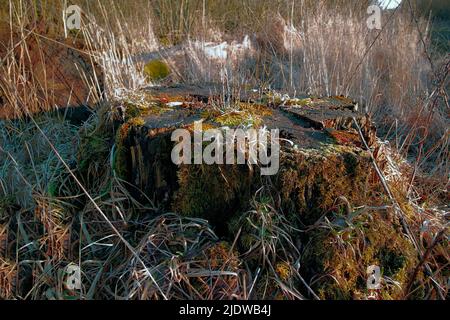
[170,137,374,238]
[303,211,421,300]
[124,103,142,119]
[278,149,373,225]
[76,109,117,187]
[143,59,170,81]
[215,111,258,127]
[47,181,58,197]
[127,117,145,127]
[124,101,172,121]
[172,164,255,232]
[214,103,272,128]
[77,131,111,183]
[378,248,407,278]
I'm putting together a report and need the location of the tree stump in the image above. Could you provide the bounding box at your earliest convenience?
[116,86,377,228]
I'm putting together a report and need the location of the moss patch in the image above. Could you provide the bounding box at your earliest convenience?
[216,103,272,127]
[172,163,256,232]
[144,59,170,81]
[77,127,112,185]
[303,211,421,300]
[278,148,373,225]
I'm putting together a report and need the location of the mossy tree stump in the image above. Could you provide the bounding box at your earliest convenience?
[116,86,376,226]
[113,86,422,298]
